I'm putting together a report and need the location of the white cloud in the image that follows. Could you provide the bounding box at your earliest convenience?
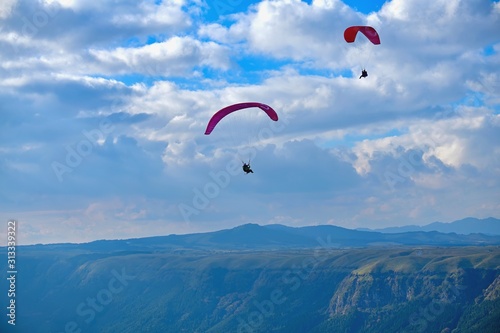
[352,106,500,176]
[89,36,232,76]
[199,0,358,65]
[0,0,17,19]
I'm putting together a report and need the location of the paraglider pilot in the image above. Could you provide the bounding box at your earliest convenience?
[359,69,368,79]
[242,162,253,174]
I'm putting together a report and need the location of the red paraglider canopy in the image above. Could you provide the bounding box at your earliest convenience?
[344,26,380,45]
[204,102,278,135]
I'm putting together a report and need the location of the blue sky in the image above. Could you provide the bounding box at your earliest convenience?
[1,0,499,245]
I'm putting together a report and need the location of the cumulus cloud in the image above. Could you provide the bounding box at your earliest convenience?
[0,0,17,19]
[89,36,232,76]
[199,0,358,65]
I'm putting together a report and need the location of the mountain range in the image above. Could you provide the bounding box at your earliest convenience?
[24,217,500,253]
[2,243,499,332]
[356,217,500,235]
[2,217,500,333]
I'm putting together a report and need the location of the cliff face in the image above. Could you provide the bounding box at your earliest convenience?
[328,269,493,315]
[4,246,500,333]
[482,274,500,301]
[322,249,500,333]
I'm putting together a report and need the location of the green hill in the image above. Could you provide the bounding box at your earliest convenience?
[1,246,499,332]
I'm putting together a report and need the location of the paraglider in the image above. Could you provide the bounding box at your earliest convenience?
[344,26,380,79]
[242,162,253,174]
[359,69,368,79]
[344,26,380,45]
[204,102,278,135]
[204,102,278,174]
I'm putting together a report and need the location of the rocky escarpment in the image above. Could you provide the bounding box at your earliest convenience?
[328,247,500,314]
[327,269,494,315]
[322,250,500,332]
[6,246,500,333]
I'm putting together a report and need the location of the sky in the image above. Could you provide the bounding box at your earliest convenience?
[0,0,499,245]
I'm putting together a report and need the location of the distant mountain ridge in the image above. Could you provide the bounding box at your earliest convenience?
[2,218,500,333]
[356,217,500,235]
[21,218,500,252]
